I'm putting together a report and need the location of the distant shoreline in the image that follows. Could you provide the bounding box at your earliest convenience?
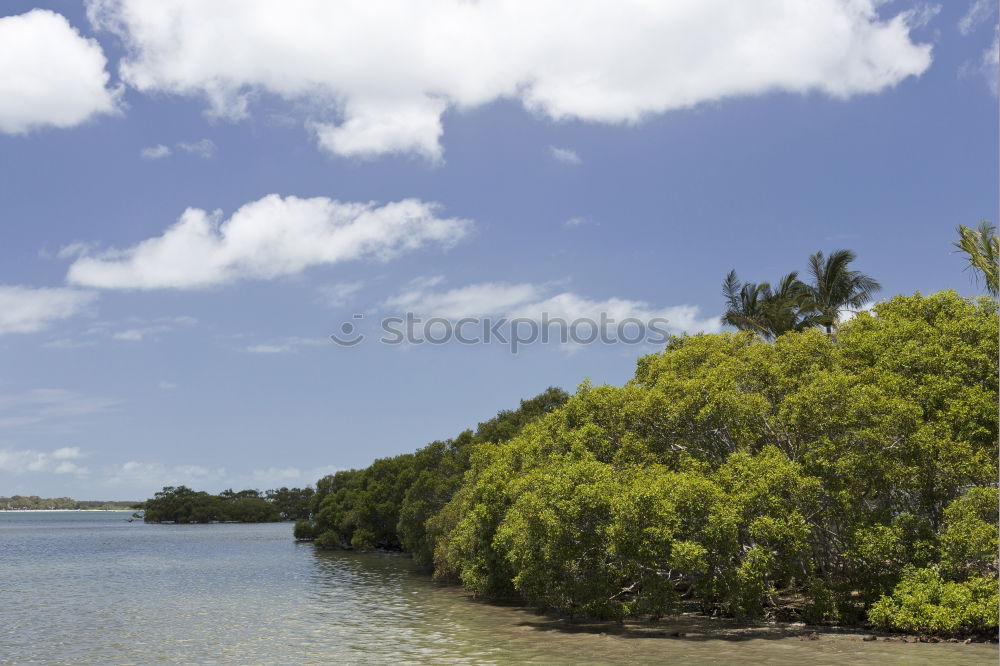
[0,509,136,512]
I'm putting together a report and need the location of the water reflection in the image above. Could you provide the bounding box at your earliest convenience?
[0,514,994,665]
[304,549,998,666]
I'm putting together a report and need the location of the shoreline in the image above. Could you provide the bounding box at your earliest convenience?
[0,509,135,512]
[312,546,1000,645]
[498,609,1000,646]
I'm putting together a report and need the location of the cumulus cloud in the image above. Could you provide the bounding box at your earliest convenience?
[0,447,89,475]
[141,139,215,160]
[0,286,97,334]
[0,9,119,134]
[0,447,339,495]
[101,459,340,494]
[140,144,171,159]
[65,195,472,289]
[563,217,588,229]
[86,0,932,159]
[385,278,720,337]
[549,146,582,165]
[385,277,544,319]
[177,138,216,158]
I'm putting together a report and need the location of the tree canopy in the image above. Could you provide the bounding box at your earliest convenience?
[299,290,998,635]
[140,486,313,523]
[722,249,881,337]
[954,221,999,297]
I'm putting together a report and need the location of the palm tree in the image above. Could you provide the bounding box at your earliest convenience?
[722,270,770,336]
[806,250,881,334]
[760,271,823,336]
[953,221,998,297]
[722,270,818,340]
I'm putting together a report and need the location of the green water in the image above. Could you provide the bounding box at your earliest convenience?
[0,511,994,665]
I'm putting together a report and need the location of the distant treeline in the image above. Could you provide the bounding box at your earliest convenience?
[139,486,313,523]
[295,291,999,637]
[1,496,137,511]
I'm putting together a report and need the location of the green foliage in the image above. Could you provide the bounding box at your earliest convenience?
[869,567,998,635]
[722,270,820,339]
[0,496,137,510]
[293,519,319,540]
[954,221,999,297]
[807,249,881,333]
[303,291,997,634]
[266,487,314,520]
[140,485,313,523]
[309,388,569,558]
[722,248,880,337]
[940,487,999,580]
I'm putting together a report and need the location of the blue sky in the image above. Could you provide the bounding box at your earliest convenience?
[0,1,996,499]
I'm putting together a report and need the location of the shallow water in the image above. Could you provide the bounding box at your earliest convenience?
[0,511,995,665]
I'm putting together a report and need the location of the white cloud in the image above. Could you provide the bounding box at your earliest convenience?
[905,3,940,31]
[0,449,339,496]
[244,337,328,354]
[177,138,216,158]
[102,460,220,490]
[43,338,97,350]
[0,286,97,334]
[69,315,198,344]
[52,446,84,460]
[0,9,119,134]
[86,0,932,159]
[56,242,98,260]
[245,344,290,354]
[141,139,215,160]
[549,146,582,165]
[563,217,588,229]
[839,302,879,324]
[105,315,197,342]
[158,381,177,390]
[311,98,447,160]
[955,0,997,94]
[983,29,999,95]
[386,278,544,319]
[318,281,364,308]
[140,144,171,159]
[959,0,993,36]
[385,278,720,338]
[101,459,338,494]
[65,195,472,289]
[0,447,90,475]
[0,389,117,428]
[514,292,719,336]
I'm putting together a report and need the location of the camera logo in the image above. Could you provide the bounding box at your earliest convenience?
[329,313,365,346]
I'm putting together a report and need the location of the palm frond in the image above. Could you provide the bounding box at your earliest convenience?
[954,221,999,297]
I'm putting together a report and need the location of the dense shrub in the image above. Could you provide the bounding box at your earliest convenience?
[140,486,313,523]
[304,291,998,633]
[309,388,569,558]
[869,568,998,635]
[293,519,320,540]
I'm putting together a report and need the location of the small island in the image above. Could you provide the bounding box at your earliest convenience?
[1,496,138,511]
[137,486,313,523]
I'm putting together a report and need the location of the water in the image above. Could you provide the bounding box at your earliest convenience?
[0,512,994,665]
